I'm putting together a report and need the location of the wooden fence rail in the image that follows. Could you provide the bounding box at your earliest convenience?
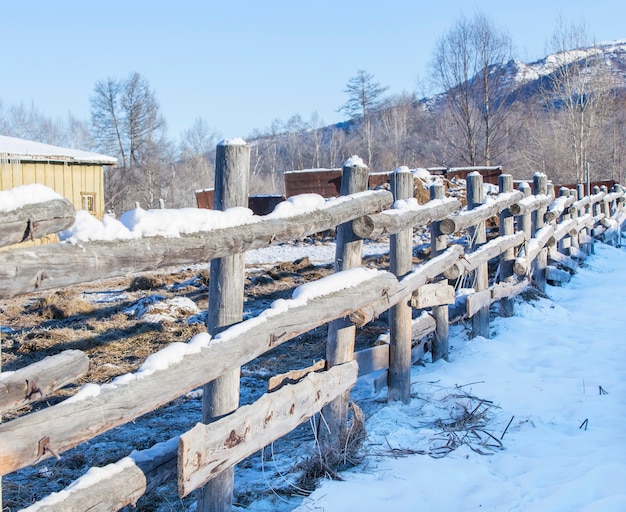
[1,146,625,511]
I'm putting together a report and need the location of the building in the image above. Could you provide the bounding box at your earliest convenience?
[0,135,117,219]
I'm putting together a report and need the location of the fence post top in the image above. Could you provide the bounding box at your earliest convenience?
[218,138,248,146]
[343,155,367,169]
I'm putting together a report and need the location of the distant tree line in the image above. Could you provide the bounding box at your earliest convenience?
[1,13,624,213]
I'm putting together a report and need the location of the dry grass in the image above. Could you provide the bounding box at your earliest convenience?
[27,291,94,320]
[296,403,366,493]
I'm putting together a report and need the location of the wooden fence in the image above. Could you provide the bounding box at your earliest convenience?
[0,141,625,511]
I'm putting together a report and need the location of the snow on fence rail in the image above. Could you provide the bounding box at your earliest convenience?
[0,142,625,512]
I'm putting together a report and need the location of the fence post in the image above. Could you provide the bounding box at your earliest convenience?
[467,172,489,338]
[388,168,414,404]
[557,187,572,254]
[199,140,250,512]
[429,182,449,361]
[320,157,368,446]
[499,174,515,317]
[571,185,582,255]
[532,173,548,292]
[517,181,532,240]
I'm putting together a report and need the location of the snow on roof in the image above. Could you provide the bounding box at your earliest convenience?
[0,135,117,165]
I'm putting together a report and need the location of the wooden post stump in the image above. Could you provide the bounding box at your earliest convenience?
[388,168,413,404]
[199,139,250,512]
[429,182,449,361]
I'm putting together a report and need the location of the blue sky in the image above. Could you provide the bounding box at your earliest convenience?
[3,1,626,143]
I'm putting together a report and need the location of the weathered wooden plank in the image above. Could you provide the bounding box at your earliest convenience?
[567,245,585,261]
[0,270,398,476]
[352,197,460,238]
[545,265,571,284]
[0,350,89,415]
[354,345,389,377]
[349,244,463,327]
[466,289,492,318]
[410,281,455,309]
[508,194,553,216]
[0,198,75,248]
[513,224,555,276]
[439,190,523,235]
[552,217,578,244]
[0,189,393,299]
[21,437,179,512]
[354,313,436,377]
[268,360,326,391]
[490,278,529,301]
[548,247,578,271]
[544,195,576,222]
[443,232,526,280]
[178,361,359,497]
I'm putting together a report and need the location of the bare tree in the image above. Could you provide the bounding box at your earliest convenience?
[90,72,171,212]
[339,70,389,165]
[430,11,515,166]
[542,18,613,183]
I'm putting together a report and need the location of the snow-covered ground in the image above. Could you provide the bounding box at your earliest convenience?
[282,242,626,512]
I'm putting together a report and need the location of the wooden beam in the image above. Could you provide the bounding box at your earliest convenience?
[548,247,578,272]
[0,198,75,248]
[267,360,326,392]
[352,197,460,238]
[410,281,455,309]
[349,244,463,327]
[0,189,393,299]
[0,350,89,415]
[178,361,358,497]
[443,232,526,280]
[466,289,492,318]
[439,190,523,235]
[508,194,552,216]
[546,265,571,284]
[490,278,529,301]
[21,437,180,511]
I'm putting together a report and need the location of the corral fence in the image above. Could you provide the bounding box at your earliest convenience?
[1,140,625,511]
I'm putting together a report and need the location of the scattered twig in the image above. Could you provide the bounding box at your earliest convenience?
[599,385,608,395]
[501,415,515,440]
[579,418,589,430]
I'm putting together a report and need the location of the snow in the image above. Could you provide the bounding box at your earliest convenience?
[0,184,63,212]
[219,138,247,146]
[344,155,367,168]
[54,190,382,243]
[0,134,117,165]
[290,243,626,512]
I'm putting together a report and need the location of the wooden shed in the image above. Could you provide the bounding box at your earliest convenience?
[0,135,117,220]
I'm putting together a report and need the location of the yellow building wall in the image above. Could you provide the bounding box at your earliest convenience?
[0,160,105,219]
